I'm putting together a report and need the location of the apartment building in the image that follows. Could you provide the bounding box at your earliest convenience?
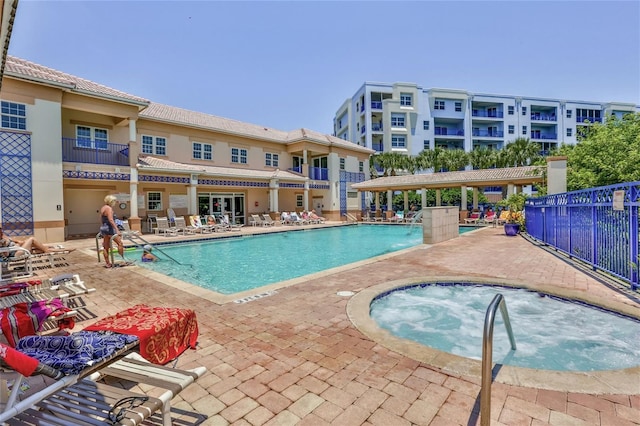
[0,56,372,242]
[334,82,639,157]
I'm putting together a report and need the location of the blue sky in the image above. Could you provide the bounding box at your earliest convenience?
[9,1,639,135]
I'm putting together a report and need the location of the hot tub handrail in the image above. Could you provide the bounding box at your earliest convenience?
[481,293,516,426]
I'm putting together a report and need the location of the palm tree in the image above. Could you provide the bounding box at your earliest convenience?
[372,152,409,176]
[415,147,446,173]
[504,137,541,167]
[469,147,497,170]
[440,149,469,172]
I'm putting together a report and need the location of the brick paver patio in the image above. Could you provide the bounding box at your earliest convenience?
[29,225,640,425]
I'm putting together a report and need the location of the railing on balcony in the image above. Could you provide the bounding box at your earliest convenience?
[530,133,557,140]
[435,128,464,136]
[372,143,384,152]
[309,166,328,181]
[371,123,383,131]
[371,101,383,110]
[530,113,556,121]
[472,130,504,137]
[62,138,130,166]
[360,125,366,134]
[472,111,504,118]
[288,166,303,174]
[576,116,603,123]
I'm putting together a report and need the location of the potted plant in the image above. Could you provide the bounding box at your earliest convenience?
[497,194,526,236]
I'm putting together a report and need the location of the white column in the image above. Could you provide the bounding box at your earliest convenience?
[507,183,515,196]
[461,185,467,210]
[386,189,393,212]
[130,168,139,219]
[421,188,427,208]
[188,174,198,215]
[403,191,409,212]
[472,187,479,209]
[375,191,380,211]
[270,179,279,212]
[436,189,441,206]
[303,181,309,211]
[129,119,137,143]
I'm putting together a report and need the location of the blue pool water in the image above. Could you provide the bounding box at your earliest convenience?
[136,225,466,294]
[370,283,640,372]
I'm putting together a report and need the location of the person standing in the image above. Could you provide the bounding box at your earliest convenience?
[99,195,124,268]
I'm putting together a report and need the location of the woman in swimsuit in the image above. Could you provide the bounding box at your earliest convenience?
[99,194,124,268]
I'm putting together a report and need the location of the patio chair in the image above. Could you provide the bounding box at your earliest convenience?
[388,211,405,223]
[464,211,481,224]
[250,214,265,227]
[189,215,215,233]
[154,217,178,237]
[219,214,243,231]
[173,216,193,235]
[0,246,33,283]
[479,211,497,226]
[261,213,279,226]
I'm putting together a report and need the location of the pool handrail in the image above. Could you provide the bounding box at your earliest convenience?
[481,293,516,426]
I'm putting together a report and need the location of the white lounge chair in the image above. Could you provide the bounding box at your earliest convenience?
[261,214,278,226]
[250,214,265,227]
[154,217,179,237]
[219,214,243,231]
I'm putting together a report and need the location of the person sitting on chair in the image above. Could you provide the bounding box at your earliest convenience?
[0,227,75,257]
[309,210,325,222]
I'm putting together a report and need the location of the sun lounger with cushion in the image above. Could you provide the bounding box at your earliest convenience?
[464,211,481,224]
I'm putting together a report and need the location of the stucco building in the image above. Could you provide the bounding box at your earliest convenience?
[0,56,372,242]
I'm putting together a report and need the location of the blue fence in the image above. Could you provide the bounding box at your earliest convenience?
[525,182,640,290]
[62,138,129,166]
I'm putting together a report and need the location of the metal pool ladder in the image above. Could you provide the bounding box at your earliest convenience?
[481,293,517,426]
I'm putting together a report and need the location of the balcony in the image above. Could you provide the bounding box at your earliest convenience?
[372,143,384,152]
[62,138,129,166]
[288,166,303,174]
[371,101,383,110]
[435,128,464,136]
[471,111,504,118]
[309,166,328,181]
[530,132,557,140]
[530,113,556,121]
[371,123,383,132]
[360,125,366,134]
[576,116,602,123]
[472,130,504,137]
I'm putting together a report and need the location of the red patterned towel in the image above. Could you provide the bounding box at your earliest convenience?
[84,304,198,365]
[0,342,38,376]
[0,298,73,347]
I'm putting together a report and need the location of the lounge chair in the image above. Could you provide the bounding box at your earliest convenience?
[189,215,216,233]
[166,208,177,227]
[261,213,279,226]
[173,216,193,235]
[250,214,265,227]
[120,219,141,236]
[219,214,243,231]
[464,211,481,224]
[479,211,497,226]
[388,211,405,223]
[154,217,178,237]
[0,246,33,283]
[288,212,306,225]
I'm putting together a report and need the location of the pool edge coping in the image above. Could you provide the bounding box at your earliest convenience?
[346,276,640,395]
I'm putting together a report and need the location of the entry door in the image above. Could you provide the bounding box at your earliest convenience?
[313,197,323,216]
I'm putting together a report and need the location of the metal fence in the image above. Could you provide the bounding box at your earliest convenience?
[525,182,639,290]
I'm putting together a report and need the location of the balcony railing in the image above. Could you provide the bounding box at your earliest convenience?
[576,116,602,123]
[530,133,557,140]
[530,114,556,121]
[62,138,129,166]
[309,166,328,181]
[435,128,464,136]
[472,130,504,137]
[288,166,303,174]
[372,143,383,152]
[371,101,383,109]
[371,123,383,131]
[472,111,504,118]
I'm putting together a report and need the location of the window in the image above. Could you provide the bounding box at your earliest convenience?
[231,147,248,164]
[391,134,406,148]
[265,152,279,167]
[339,158,345,170]
[566,128,573,137]
[192,142,213,160]
[1,101,26,130]
[400,93,412,106]
[359,161,364,172]
[423,120,430,130]
[76,125,108,149]
[434,100,445,110]
[522,106,527,116]
[390,113,405,128]
[423,140,430,149]
[147,192,162,211]
[296,194,303,208]
[508,106,514,115]
[508,125,515,134]
[522,126,527,135]
[455,102,462,112]
[142,135,166,155]
[566,109,572,119]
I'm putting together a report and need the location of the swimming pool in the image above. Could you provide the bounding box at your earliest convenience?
[370,283,640,372]
[136,225,465,294]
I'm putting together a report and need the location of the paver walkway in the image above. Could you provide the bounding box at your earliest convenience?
[30,225,640,425]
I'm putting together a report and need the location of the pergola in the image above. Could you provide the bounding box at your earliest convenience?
[351,165,545,217]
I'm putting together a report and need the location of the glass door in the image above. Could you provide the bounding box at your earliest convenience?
[210,193,246,225]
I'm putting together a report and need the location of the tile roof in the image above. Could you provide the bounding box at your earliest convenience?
[352,166,545,190]
[5,56,149,105]
[137,156,306,181]
[6,56,372,155]
[140,103,373,154]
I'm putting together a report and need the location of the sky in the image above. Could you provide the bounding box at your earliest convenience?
[8,0,640,135]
